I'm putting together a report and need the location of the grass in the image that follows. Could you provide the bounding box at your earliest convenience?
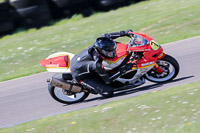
[0,81,199,133]
[0,0,200,81]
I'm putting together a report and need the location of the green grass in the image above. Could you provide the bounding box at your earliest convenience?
[1,81,200,133]
[0,0,200,81]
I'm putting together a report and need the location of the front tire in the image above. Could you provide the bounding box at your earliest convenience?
[145,54,179,83]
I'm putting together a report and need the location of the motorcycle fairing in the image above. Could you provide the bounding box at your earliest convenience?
[132,58,156,70]
[157,52,166,59]
[40,32,165,75]
[115,32,165,84]
[40,52,75,73]
[128,32,164,68]
[102,42,128,70]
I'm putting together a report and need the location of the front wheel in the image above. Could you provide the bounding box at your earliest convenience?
[48,84,89,104]
[145,54,179,83]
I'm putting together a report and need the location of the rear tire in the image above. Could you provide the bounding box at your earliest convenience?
[16,5,41,17]
[48,84,89,104]
[9,0,46,9]
[0,10,11,21]
[0,2,10,10]
[0,20,15,34]
[20,11,52,28]
[145,54,179,83]
[51,0,84,8]
[48,73,89,104]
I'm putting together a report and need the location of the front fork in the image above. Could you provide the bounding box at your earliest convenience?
[153,52,166,74]
[154,64,163,74]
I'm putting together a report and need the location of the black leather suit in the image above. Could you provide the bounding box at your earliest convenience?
[70,31,131,98]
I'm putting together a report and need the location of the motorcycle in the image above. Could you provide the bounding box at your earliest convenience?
[40,32,179,104]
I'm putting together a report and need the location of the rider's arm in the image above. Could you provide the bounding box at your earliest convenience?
[101,29,133,39]
[109,63,133,82]
[95,58,134,84]
[89,48,111,84]
[90,47,134,84]
[95,59,111,84]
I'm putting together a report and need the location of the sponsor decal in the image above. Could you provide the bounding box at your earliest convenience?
[104,55,126,63]
[46,64,59,68]
[150,40,160,50]
[141,61,155,67]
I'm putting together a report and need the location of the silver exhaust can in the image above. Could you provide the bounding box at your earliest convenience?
[49,78,83,93]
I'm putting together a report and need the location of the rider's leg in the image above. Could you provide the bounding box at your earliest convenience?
[80,77,114,98]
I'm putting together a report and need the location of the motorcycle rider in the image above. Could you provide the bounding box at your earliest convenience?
[70,30,134,98]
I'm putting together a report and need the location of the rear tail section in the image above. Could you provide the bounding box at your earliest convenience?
[40,52,75,73]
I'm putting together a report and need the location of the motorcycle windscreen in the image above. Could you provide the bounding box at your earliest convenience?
[40,52,74,73]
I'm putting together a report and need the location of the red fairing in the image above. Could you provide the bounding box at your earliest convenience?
[129,32,163,61]
[129,32,153,52]
[101,32,164,68]
[102,42,128,62]
[40,55,69,68]
[144,45,163,60]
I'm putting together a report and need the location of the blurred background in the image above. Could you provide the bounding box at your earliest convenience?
[0,0,142,35]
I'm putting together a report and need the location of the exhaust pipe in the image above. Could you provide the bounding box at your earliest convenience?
[47,78,84,93]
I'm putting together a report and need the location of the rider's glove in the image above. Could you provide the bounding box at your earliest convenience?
[127,29,133,32]
[120,29,133,36]
[101,33,111,38]
[119,63,133,73]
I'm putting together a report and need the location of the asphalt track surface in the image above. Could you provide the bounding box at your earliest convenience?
[0,36,200,128]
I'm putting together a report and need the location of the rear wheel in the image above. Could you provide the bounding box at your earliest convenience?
[48,73,89,104]
[48,84,89,104]
[145,54,179,83]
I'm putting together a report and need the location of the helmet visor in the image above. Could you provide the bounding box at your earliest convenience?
[101,49,116,58]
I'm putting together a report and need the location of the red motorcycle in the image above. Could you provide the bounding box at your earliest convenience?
[40,32,179,104]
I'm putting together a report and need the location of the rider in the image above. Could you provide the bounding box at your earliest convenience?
[70,30,134,98]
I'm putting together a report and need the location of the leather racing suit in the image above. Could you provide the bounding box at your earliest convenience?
[70,30,133,98]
